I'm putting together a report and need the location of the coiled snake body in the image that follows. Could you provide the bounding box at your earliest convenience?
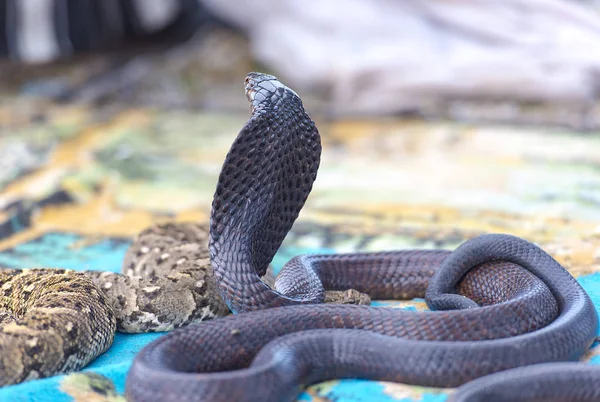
[125,73,600,401]
[0,269,115,385]
[0,224,230,386]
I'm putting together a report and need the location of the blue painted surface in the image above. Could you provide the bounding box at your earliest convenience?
[305,379,448,402]
[579,272,600,330]
[0,232,129,272]
[1,375,67,402]
[0,233,136,402]
[313,381,404,402]
[1,233,599,401]
[578,272,600,360]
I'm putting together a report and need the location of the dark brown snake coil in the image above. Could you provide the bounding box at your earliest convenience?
[126,73,599,402]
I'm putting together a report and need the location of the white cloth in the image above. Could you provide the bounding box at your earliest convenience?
[203,0,600,115]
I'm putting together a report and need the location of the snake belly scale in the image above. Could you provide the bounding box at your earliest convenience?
[125,73,600,402]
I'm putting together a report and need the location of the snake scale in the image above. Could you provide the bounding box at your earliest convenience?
[125,72,599,401]
[0,223,230,386]
[1,72,599,401]
[0,269,115,386]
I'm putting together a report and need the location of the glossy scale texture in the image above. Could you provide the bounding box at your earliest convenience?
[126,73,599,402]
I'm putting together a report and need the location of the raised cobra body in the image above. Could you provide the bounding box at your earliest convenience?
[126,73,600,401]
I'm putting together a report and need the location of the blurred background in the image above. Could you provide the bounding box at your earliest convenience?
[1,1,600,402]
[2,0,600,127]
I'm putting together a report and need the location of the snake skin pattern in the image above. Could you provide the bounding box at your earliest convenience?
[448,363,600,401]
[0,223,231,386]
[0,269,115,386]
[125,73,599,401]
[84,223,229,333]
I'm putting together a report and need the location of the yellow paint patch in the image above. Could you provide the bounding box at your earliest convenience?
[381,382,449,401]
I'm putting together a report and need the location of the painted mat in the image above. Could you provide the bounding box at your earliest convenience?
[0,105,599,402]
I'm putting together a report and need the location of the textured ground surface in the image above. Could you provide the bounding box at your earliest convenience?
[0,100,599,401]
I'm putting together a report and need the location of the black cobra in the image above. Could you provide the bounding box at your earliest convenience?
[126,73,600,402]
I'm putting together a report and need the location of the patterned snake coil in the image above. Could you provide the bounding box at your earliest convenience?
[126,73,600,401]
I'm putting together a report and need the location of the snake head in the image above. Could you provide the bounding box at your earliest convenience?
[244,72,300,113]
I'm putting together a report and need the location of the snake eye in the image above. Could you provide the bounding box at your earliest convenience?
[244,77,250,85]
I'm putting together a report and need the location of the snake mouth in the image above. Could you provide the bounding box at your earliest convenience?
[244,75,259,108]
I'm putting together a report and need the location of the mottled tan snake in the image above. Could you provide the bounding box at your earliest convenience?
[0,223,230,386]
